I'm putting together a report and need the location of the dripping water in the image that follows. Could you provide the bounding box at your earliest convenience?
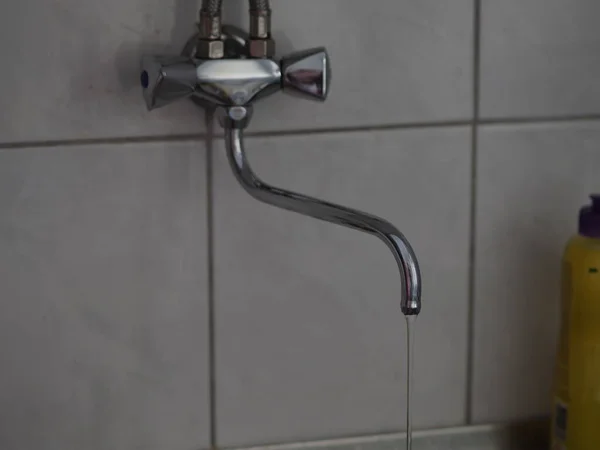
[405,315,416,450]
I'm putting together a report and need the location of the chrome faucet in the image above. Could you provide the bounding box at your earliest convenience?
[140,0,422,316]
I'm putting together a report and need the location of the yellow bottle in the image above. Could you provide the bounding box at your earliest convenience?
[552,195,600,450]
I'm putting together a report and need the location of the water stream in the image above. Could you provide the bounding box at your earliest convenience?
[405,315,416,450]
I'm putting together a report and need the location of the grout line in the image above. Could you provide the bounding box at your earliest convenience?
[479,113,600,126]
[465,0,482,425]
[205,109,218,450]
[4,114,600,151]
[0,121,468,151]
[0,133,208,151]
[226,418,549,450]
[243,120,471,137]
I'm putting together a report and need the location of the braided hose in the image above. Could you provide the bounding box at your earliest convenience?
[200,0,271,42]
[201,0,223,16]
[248,0,271,40]
[249,0,270,11]
[202,0,270,15]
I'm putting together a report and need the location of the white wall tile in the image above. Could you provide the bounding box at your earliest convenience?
[223,0,473,132]
[0,142,210,450]
[213,127,471,446]
[473,122,600,423]
[0,0,207,143]
[480,0,600,118]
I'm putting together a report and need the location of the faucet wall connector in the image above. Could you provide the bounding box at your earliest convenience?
[197,0,274,59]
[198,0,224,59]
[140,1,422,316]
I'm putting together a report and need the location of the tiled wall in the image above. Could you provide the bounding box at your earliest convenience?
[1,1,600,449]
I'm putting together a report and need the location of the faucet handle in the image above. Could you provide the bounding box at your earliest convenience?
[141,55,199,111]
[280,47,331,101]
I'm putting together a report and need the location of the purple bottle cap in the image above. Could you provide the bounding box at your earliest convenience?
[579,195,600,238]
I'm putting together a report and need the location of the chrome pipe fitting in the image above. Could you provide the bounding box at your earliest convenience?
[197,0,225,59]
[197,0,274,59]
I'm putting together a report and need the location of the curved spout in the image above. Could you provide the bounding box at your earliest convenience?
[223,124,422,316]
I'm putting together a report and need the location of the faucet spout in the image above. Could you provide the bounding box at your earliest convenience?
[221,112,422,316]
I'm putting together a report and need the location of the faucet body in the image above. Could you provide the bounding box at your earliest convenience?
[140,2,422,315]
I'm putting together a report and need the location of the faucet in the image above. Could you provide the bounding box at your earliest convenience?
[140,0,422,316]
